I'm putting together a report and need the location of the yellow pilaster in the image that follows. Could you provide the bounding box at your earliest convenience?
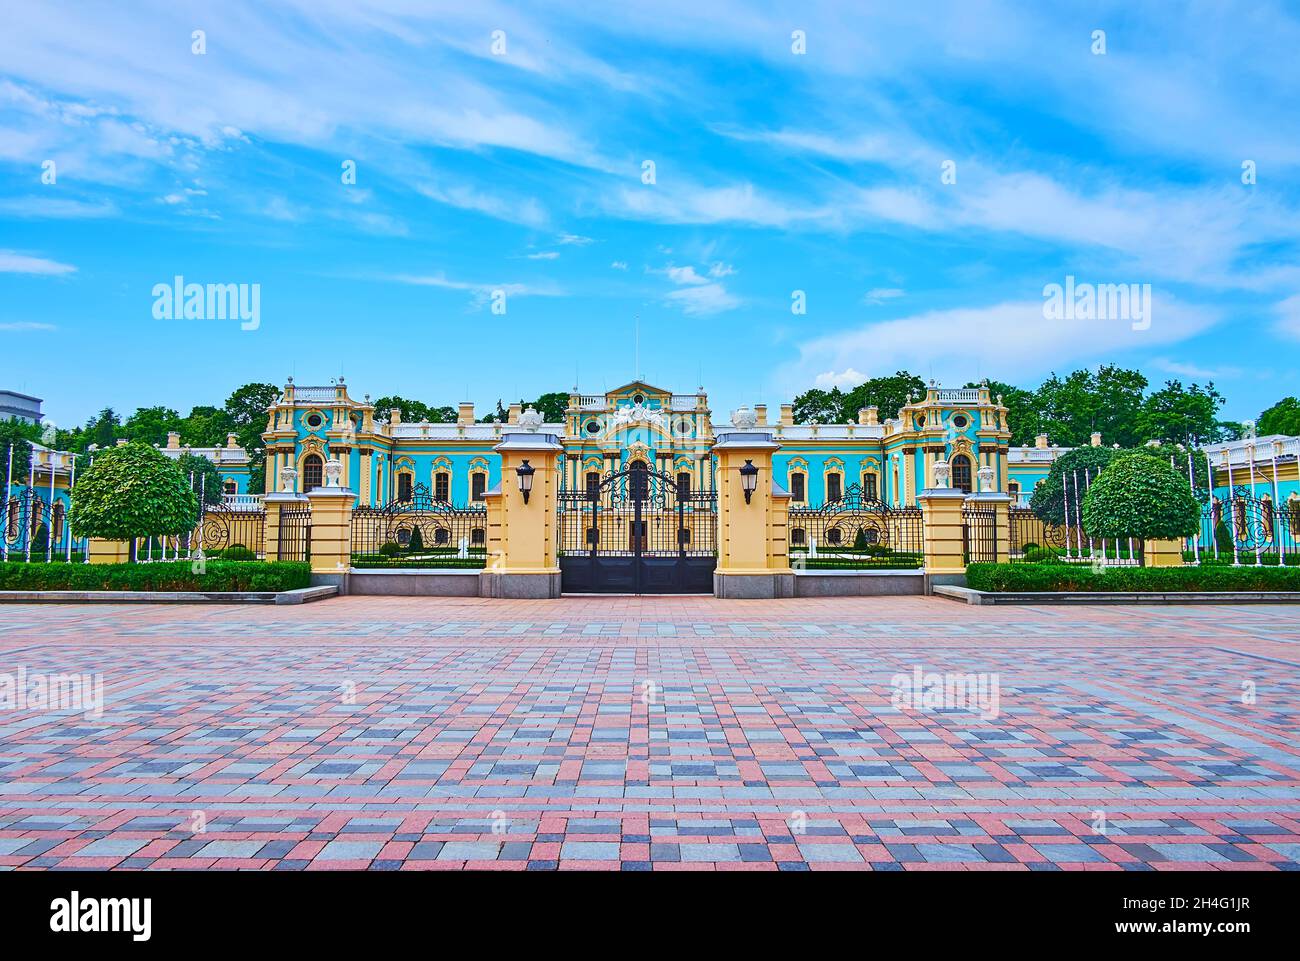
[713,432,793,598]
[479,432,564,598]
[87,538,131,564]
[917,488,967,581]
[306,485,357,580]
[1144,538,1184,567]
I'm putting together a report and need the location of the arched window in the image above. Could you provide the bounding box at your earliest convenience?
[471,528,485,546]
[52,501,64,541]
[223,480,237,495]
[434,528,450,545]
[303,454,324,492]
[1262,497,1274,538]
[629,460,648,501]
[826,526,843,545]
[791,528,806,546]
[789,472,806,503]
[951,454,972,493]
[6,498,18,538]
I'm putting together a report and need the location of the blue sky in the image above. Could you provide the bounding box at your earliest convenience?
[2,0,1298,430]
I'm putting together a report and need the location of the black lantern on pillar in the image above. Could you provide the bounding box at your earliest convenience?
[739,458,759,504]
[516,459,536,504]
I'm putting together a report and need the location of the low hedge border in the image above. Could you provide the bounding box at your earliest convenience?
[966,562,1300,593]
[0,561,311,593]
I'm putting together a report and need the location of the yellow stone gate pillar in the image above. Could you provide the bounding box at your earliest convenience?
[263,465,307,562]
[964,464,1012,565]
[87,538,131,564]
[306,457,358,592]
[712,427,794,599]
[1144,539,1184,567]
[479,432,564,599]
[917,459,968,591]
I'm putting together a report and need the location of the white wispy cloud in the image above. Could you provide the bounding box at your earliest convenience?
[782,297,1221,394]
[0,250,76,275]
[0,321,57,331]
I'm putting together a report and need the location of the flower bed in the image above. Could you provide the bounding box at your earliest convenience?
[966,562,1300,593]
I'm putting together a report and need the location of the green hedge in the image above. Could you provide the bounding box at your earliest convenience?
[966,562,1300,593]
[0,560,311,592]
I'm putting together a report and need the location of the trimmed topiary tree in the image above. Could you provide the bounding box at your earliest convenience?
[1081,451,1200,565]
[68,442,200,561]
[1029,446,1118,525]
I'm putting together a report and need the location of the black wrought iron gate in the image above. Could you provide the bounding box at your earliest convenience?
[557,463,717,593]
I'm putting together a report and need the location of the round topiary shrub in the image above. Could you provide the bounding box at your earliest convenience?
[68,442,200,560]
[1081,451,1200,564]
[1023,546,1058,563]
[222,544,255,560]
[379,541,401,557]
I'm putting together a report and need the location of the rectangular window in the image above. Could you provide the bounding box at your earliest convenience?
[434,472,450,502]
[471,473,486,501]
[827,473,842,503]
[790,472,806,502]
[862,473,877,500]
[676,472,691,498]
[397,473,412,502]
[585,471,601,501]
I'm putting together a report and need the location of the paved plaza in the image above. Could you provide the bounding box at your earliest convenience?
[1,596,1298,871]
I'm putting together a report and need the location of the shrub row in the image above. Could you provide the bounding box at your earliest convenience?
[966,562,1300,593]
[0,561,311,593]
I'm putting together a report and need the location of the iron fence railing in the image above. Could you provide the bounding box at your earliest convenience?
[351,484,487,568]
[788,485,923,569]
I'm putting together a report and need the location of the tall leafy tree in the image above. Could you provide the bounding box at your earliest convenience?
[966,379,1039,445]
[840,371,926,423]
[68,443,199,560]
[1258,396,1300,436]
[1,419,42,481]
[175,451,225,508]
[123,406,184,446]
[181,405,235,448]
[1136,380,1227,446]
[524,392,570,422]
[223,383,280,494]
[792,387,845,424]
[1081,452,1201,562]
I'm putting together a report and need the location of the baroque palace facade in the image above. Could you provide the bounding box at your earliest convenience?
[259,377,1070,506]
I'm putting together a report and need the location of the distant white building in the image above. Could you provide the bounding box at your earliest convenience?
[0,390,43,425]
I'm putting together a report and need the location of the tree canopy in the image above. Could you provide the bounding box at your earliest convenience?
[1,418,42,481]
[69,442,200,544]
[1258,396,1300,436]
[1081,452,1201,547]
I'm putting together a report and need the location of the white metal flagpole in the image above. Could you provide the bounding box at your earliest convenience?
[24,454,34,562]
[46,453,56,562]
[66,454,76,562]
[2,442,11,562]
[1225,451,1240,565]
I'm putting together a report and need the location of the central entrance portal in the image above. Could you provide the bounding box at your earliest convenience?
[557,462,717,594]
